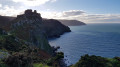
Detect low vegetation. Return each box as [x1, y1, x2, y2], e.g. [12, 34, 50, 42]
[71, 54, 120, 67]
[33, 63, 50, 67]
[1, 28, 120, 67]
[0, 28, 64, 67]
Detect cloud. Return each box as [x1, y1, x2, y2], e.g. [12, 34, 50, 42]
[85, 14, 120, 23]
[0, 4, 2, 7]
[62, 10, 85, 17]
[0, 8, 120, 23]
[41, 10, 120, 23]
[12, 0, 57, 6]
[0, 5, 24, 16]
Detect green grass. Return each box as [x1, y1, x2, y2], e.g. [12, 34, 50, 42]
[33, 63, 50, 67]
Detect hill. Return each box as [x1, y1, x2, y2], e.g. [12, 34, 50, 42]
[0, 9, 68, 67]
[58, 19, 86, 26]
[0, 16, 15, 28]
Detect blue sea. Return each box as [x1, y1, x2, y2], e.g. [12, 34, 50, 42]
[49, 23, 120, 66]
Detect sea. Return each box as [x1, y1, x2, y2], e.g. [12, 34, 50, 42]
[49, 23, 120, 66]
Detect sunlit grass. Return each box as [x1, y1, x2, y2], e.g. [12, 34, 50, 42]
[33, 63, 50, 67]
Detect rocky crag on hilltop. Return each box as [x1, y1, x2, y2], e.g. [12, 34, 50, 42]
[6, 9, 52, 53]
[0, 9, 70, 67]
[2, 9, 71, 53]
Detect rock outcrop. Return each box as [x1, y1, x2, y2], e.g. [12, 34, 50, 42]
[0, 9, 71, 53]
[8, 9, 52, 53]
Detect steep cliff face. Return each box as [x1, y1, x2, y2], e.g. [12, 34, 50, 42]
[8, 9, 52, 53]
[42, 19, 71, 38]
[0, 9, 71, 54]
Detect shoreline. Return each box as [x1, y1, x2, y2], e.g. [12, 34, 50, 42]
[52, 46, 68, 67]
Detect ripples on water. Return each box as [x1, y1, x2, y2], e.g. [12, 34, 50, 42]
[49, 23, 120, 65]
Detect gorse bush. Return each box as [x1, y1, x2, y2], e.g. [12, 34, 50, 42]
[71, 54, 120, 67]
[0, 35, 22, 52]
[4, 53, 33, 67]
[75, 54, 108, 67]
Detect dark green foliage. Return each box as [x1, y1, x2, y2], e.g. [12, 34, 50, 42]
[71, 54, 120, 67]
[0, 32, 29, 52]
[0, 35, 22, 51]
[0, 28, 62, 67]
[4, 53, 33, 67]
[109, 57, 120, 67]
[73, 54, 109, 67]
[55, 52, 64, 60]
[46, 52, 64, 66]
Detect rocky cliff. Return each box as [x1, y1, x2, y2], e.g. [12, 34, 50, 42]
[42, 19, 71, 38]
[9, 9, 52, 53]
[0, 9, 71, 53]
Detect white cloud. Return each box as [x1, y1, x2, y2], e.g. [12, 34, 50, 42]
[51, 0, 57, 2]
[84, 14, 120, 23]
[12, 0, 57, 6]
[40, 10, 120, 23]
[62, 10, 85, 17]
[0, 8, 120, 23]
[0, 5, 24, 16]
[0, 4, 2, 7]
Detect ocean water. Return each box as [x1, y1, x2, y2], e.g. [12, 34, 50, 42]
[49, 23, 120, 65]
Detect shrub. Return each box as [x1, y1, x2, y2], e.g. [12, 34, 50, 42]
[72, 54, 109, 67]
[4, 53, 33, 67]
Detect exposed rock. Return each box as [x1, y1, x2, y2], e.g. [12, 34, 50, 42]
[0, 9, 71, 54]
[42, 19, 71, 38]
[8, 9, 52, 53]
[0, 9, 72, 67]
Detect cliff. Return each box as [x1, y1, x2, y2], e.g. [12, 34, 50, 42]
[58, 19, 86, 26]
[0, 9, 69, 67]
[8, 9, 52, 53]
[0, 9, 71, 54]
[42, 19, 71, 38]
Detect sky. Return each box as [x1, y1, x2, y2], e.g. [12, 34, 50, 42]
[0, 0, 120, 23]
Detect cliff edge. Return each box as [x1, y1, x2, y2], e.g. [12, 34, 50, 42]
[0, 9, 71, 53]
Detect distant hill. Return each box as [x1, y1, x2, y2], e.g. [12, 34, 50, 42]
[0, 16, 15, 28]
[58, 19, 86, 26]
